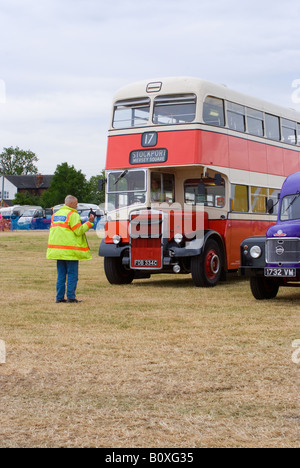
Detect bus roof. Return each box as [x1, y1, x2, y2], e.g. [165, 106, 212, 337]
[111, 76, 300, 124]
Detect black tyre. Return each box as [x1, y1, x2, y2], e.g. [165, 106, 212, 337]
[191, 239, 223, 287]
[250, 277, 279, 300]
[104, 257, 134, 285]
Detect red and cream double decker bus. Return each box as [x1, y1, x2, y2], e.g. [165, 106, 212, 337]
[99, 77, 300, 287]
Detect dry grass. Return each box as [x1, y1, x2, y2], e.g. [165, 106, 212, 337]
[0, 231, 299, 448]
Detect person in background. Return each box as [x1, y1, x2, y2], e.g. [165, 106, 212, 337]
[151, 178, 162, 202]
[46, 195, 95, 303]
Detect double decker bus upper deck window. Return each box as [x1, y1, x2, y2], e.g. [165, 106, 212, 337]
[153, 94, 196, 125]
[203, 96, 225, 127]
[247, 108, 264, 137]
[265, 114, 280, 141]
[113, 98, 151, 129]
[297, 124, 300, 145]
[282, 119, 297, 145]
[227, 102, 246, 132]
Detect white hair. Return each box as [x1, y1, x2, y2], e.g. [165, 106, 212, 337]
[65, 195, 78, 206]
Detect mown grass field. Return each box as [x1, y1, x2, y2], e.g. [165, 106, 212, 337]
[0, 231, 299, 448]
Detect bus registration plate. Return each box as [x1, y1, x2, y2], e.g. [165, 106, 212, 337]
[135, 260, 158, 267]
[265, 268, 296, 277]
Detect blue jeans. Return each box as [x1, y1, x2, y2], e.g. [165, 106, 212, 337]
[56, 260, 79, 301]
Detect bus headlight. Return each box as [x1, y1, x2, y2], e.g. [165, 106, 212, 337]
[250, 245, 262, 259]
[174, 233, 183, 245]
[113, 235, 122, 245]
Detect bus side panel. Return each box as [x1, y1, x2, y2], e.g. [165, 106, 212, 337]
[266, 146, 284, 176]
[224, 219, 276, 270]
[228, 137, 249, 171]
[225, 219, 253, 269]
[107, 130, 300, 178]
[199, 131, 229, 167]
[283, 148, 300, 175]
[248, 140, 267, 174]
[106, 131, 200, 169]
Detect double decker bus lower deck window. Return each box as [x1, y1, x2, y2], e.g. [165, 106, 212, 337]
[184, 178, 225, 207]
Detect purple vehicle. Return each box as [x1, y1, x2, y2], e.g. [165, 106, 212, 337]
[240, 172, 300, 299]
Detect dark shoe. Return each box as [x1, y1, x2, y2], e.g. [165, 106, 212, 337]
[56, 299, 67, 303]
[67, 299, 82, 303]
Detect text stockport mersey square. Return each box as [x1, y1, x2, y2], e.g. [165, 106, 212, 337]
[129, 149, 168, 165]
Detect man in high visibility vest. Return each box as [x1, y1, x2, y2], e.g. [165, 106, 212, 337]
[47, 195, 95, 303]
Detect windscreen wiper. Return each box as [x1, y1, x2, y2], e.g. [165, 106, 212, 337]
[114, 169, 128, 185]
[284, 191, 300, 212]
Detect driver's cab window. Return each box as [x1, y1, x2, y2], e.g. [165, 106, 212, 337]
[151, 173, 175, 203]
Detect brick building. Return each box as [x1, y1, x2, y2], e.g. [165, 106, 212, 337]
[0, 174, 53, 206]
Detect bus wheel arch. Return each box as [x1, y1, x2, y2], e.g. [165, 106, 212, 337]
[191, 232, 226, 287]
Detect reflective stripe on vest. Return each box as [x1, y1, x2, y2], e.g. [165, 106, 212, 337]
[71, 222, 82, 231]
[48, 244, 90, 252]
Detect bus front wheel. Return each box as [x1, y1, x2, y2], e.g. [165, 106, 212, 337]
[191, 239, 223, 287]
[104, 257, 135, 285]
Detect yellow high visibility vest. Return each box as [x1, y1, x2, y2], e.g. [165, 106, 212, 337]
[46, 206, 93, 261]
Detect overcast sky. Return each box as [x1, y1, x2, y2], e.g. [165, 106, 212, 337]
[0, 0, 300, 178]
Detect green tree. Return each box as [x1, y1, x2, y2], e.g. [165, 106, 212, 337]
[13, 191, 41, 206]
[88, 170, 105, 205]
[0, 146, 39, 175]
[40, 162, 90, 207]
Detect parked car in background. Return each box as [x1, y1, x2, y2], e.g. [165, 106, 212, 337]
[17, 206, 51, 230]
[10, 205, 37, 219]
[45, 208, 53, 219]
[0, 205, 26, 230]
[0, 205, 54, 230]
[0, 205, 22, 219]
